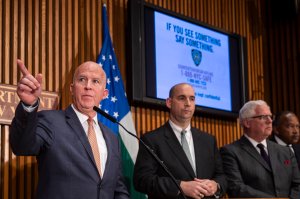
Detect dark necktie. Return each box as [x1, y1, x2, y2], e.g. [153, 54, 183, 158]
[257, 143, 271, 167]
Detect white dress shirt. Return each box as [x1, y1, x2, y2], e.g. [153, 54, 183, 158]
[72, 105, 107, 176]
[244, 134, 269, 155]
[274, 135, 294, 153]
[169, 120, 196, 171]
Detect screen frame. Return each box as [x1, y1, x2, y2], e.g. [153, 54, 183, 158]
[127, 0, 248, 119]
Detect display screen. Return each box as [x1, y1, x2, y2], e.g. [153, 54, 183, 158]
[128, 1, 248, 118]
[153, 11, 231, 111]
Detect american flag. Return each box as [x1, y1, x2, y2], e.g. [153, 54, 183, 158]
[96, 4, 146, 199]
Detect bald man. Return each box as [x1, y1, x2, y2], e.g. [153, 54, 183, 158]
[134, 83, 227, 199]
[10, 60, 129, 199]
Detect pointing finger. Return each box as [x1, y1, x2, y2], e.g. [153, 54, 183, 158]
[36, 73, 43, 86]
[17, 59, 30, 76]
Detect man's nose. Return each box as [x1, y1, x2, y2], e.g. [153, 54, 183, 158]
[85, 80, 92, 88]
[185, 99, 191, 106]
[293, 126, 300, 132]
[266, 117, 273, 123]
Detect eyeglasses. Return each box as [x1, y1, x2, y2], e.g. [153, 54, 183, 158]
[249, 115, 274, 121]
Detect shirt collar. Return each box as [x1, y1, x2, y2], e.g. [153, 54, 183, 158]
[169, 120, 191, 133]
[168, 120, 192, 144]
[244, 134, 268, 148]
[274, 135, 289, 146]
[71, 104, 97, 124]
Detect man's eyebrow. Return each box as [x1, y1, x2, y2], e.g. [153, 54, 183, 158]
[176, 95, 195, 98]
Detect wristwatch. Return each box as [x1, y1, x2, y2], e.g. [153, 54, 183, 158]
[214, 183, 221, 199]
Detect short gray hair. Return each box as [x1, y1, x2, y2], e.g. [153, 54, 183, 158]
[239, 100, 270, 121]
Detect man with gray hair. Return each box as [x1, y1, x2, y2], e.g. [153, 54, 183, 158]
[10, 60, 129, 199]
[220, 100, 300, 198]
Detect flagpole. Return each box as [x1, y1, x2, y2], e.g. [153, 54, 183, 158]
[97, 4, 147, 199]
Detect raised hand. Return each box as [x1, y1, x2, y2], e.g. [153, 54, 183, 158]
[16, 59, 43, 105]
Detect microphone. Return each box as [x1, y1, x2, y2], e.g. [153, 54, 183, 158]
[93, 106, 188, 199]
[93, 106, 117, 123]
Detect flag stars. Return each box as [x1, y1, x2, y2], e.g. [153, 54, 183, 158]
[102, 55, 106, 61]
[107, 78, 111, 85]
[111, 96, 117, 103]
[112, 65, 116, 70]
[109, 55, 112, 60]
[104, 109, 109, 114]
[113, 112, 119, 119]
[114, 76, 120, 82]
[98, 63, 103, 68]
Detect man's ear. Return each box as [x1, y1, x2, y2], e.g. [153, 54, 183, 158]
[70, 83, 74, 95]
[103, 89, 109, 99]
[166, 98, 172, 109]
[243, 119, 251, 129]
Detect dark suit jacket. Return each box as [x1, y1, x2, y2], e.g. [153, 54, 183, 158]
[269, 134, 300, 170]
[220, 135, 300, 199]
[9, 103, 129, 199]
[293, 144, 300, 170]
[133, 122, 227, 199]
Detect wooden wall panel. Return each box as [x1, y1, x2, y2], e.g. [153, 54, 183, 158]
[1, 0, 299, 198]
[264, 0, 300, 116]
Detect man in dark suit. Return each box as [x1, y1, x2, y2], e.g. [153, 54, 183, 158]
[270, 111, 300, 170]
[133, 83, 227, 199]
[9, 60, 129, 199]
[220, 100, 300, 198]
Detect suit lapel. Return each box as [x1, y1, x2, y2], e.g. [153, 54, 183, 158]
[99, 123, 111, 181]
[292, 144, 300, 170]
[192, 130, 208, 177]
[164, 123, 196, 178]
[240, 136, 272, 171]
[65, 106, 101, 179]
[267, 140, 282, 171]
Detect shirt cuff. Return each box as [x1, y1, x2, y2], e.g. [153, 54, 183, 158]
[21, 99, 39, 112]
